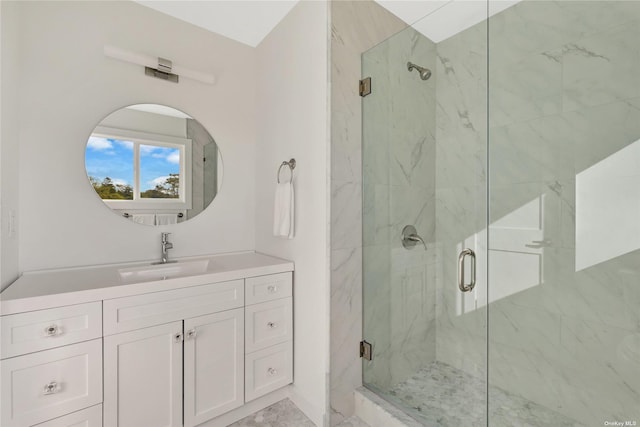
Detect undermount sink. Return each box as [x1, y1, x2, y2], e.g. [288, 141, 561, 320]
[118, 259, 210, 284]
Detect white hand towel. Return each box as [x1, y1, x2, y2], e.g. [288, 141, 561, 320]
[273, 181, 294, 239]
[131, 214, 155, 225]
[156, 214, 178, 225]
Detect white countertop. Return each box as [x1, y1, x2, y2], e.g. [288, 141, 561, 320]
[0, 251, 294, 315]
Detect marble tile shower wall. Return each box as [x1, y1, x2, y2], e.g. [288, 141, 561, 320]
[490, 1, 640, 423]
[435, 0, 640, 424]
[329, 2, 406, 425]
[362, 26, 438, 392]
[434, 18, 488, 383]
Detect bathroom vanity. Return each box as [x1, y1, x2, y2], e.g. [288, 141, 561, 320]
[0, 252, 294, 427]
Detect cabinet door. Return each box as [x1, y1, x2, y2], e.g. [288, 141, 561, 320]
[104, 322, 183, 427]
[184, 308, 244, 427]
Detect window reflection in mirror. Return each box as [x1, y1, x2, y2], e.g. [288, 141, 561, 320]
[85, 104, 222, 225]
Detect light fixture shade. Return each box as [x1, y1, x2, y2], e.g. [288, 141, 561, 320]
[104, 45, 216, 85]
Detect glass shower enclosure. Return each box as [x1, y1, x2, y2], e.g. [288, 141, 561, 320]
[361, 1, 640, 425]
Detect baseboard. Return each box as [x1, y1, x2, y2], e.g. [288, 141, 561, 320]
[288, 387, 325, 427]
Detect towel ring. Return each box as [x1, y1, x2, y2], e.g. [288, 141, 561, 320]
[277, 158, 296, 183]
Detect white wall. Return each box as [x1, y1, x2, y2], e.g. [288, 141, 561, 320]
[255, 1, 329, 425]
[14, 1, 256, 272]
[1, 1, 21, 290]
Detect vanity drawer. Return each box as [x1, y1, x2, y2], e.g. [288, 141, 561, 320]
[1, 302, 102, 359]
[245, 298, 292, 353]
[103, 280, 243, 335]
[245, 272, 292, 305]
[245, 341, 293, 402]
[0, 339, 103, 427]
[33, 404, 102, 427]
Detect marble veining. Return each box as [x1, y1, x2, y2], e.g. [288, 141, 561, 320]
[436, 1, 640, 425]
[228, 399, 315, 427]
[231, 399, 370, 427]
[330, 2, 407, 425]
[362, 21, 438, 396]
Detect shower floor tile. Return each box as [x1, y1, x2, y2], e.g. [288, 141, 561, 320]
[377, 361, 583, 427]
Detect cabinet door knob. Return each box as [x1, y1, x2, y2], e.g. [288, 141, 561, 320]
[267, 322, 277, 329]
[267, 285, 278, 293]
[267, 368, 278, 376]
[44, 325, 60, 336]
[174, 333, 183, 343]
[186, 329, 197, 339]
[43, 381, 59, 395]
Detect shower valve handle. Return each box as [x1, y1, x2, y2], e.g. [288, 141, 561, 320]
[401, 225, 427, 250]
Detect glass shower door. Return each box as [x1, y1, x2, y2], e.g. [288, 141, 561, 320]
[487, 1, 640, 425]
[361, 6, 489, 425]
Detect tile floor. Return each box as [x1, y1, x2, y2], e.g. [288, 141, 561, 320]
[381, 361, 583, 427]
[228, 399, 369, 427]
[231, 361, 584, 427]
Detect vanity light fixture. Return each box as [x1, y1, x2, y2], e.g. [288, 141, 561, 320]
[104, 45, 216, 85]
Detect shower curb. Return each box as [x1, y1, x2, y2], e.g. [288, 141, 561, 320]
[354, 387, 425, 427]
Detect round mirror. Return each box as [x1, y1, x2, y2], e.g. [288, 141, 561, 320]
[85, 104, 222, 225]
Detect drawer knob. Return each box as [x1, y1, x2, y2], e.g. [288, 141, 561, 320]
[267, 322, 277, 329]
[267, 368, 278, 376]
[186, 329, 197, 339]
[267, 285, 278, 293]
[43, 381, 60, 395]
[44, 325, 60, 336]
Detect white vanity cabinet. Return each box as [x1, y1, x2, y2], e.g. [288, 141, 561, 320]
[103, 280, 245, 427]
[0, 252, 294, 427]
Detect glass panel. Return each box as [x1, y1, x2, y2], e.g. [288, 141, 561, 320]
[488, 0, 640, 425]
[85, 137, 134, 200]
[139, 144, 181, 199]
[361, 4, 488, 424]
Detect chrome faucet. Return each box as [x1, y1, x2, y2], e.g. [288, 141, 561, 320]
[158, 232, 176, 264]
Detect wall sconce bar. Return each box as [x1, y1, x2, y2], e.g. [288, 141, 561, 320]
[104, 45, 216, 85]
[123, 212, 184, 218]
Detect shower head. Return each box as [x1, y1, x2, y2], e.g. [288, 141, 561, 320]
[407, 62, 432, 81]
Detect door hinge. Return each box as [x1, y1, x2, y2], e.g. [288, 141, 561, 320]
[360, 340, 372, 360]
[359, 77, 371, 97]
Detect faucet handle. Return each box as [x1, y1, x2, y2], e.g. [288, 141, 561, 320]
[161, 232, 171, 242]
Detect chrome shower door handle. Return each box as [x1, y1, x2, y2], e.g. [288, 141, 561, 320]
[458, 248, 476, 292]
